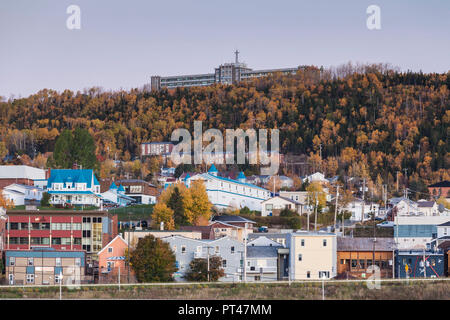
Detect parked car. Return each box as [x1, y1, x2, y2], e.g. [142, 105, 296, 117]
[258, 226, 269, 233]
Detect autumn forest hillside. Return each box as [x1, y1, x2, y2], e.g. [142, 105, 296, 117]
[0, 64, 449, 189]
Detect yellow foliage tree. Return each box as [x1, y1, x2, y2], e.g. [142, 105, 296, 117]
[306, 182, 327, 209]
[183, 180, 212, 226]
[151, 202, 175, 230]
[0, 193, 14, 209]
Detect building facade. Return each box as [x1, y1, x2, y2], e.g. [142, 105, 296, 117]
[394, 216, 450, 249]
[162, 235, 244, 282]
[47, 169, 102, 207]
[288, 231, 337, 280]
[395, 249, 445, 278]
[115, 179, 157, 204]
[337, 237, 395, 279]
[186, 166, 271, 211]
[2, 184, 44, 206]
[150, 51, 302, 90]
[5, 210, 118, 263]
[261, 196, 304, 217]
[5, 247, 87, 285]
[0, 165, 47, 189]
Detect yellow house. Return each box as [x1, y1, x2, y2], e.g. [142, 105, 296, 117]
[289, 231, 337, 280]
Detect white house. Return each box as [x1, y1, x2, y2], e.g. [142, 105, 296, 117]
[261, 196, 305, 217]
[343, 198, 380, 222]
[186, 165, 271, 212]
[101, 182, 135, 207]
[279, 191, 308, 204]
[47, 169, 102, 207]
[302, 172, 328, 184]
[2, 184, 44, 206]
[417, 200, 439, 216]
[278, 176, 294, 189]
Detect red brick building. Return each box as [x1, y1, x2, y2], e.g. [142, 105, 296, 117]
[4, 210, 118, 264]
[428, 181, 450, 199]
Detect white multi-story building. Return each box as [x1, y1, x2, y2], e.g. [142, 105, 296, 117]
[185, 165, 271, 212]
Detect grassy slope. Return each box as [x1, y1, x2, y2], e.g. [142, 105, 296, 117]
[0, 281, 448, 300]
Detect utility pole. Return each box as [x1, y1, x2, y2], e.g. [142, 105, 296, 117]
[307, 194, 310, 232]
[314, 193, 318, 231]
[207, 246, 210, 282]
[127, 212, 131, 283]
[319, 144, 323, 173]
[361, 178, 366, 223]
[403, 168, 408, 188]
[396, 171, 399, 192]
[423, 249, 427, 278]
[334, 186, 340, 234]
[243, 223, 247, 283]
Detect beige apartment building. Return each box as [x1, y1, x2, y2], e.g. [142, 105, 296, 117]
[5, 248, 87, 285]
[289, 231, 337, 280]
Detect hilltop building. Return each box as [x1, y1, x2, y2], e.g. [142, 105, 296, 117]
[150, 51, 304, 90]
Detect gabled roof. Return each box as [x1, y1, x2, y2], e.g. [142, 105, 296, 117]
[417, 201, 435, 208]
[48, 169, 99, 188]
[118, 184, 125, 192]
[211, 215, 256, 224]
[262, 196, 302, 205]
[337, 237, 396, 251]
[208, 164, 218, 173]
[109, 182, 118, 189]
[247, 246, 279, 259]
[237, 171, 246, 180]
[97, 234, 128, 256]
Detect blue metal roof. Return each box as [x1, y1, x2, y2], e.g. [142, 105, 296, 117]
[47, 190, 100, 196]
[208, 164, 218, 173]
[117, 184, 125, 192]
[237, 171, 246, 180]
[109, 182, 118, 189]
[48, 169, 100, 188]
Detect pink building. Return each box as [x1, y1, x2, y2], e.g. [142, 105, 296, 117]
[97, 234, 128, 275]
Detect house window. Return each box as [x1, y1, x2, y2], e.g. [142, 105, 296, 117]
[359, 260, 365, 269]
[298, 254, 302, 261]
[351, 259, 357, 268]
[265, 204, 273, 210]
[215, 246, 219, 254]
[323, 239, 327, 247]
[181, 246, 186, 254]
[26, 274, 34, 284]
[340, 259, 344, 264]
[307, 271, 311, 278]
[28, 258, 34, 266]
[9, 257, 15, 266]
[55, 274, 62, 284]
[301, 239, 305, 246]
[108, 247, 113, 253]
[222, 260, 227, 268]
[56, 258, 61, 267]
[75, 258, 81, 267]
[231, 246, 235, 254]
